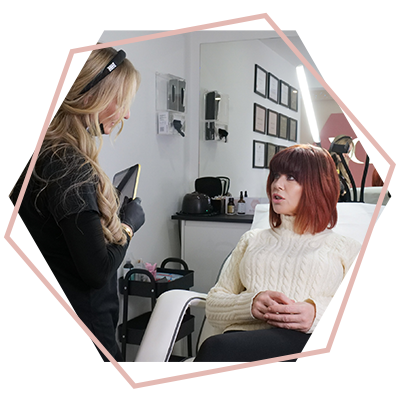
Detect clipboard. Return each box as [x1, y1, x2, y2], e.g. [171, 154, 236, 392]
[113, 164, 141, 200]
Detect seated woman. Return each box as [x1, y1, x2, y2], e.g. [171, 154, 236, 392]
[194, 144, 361, 362]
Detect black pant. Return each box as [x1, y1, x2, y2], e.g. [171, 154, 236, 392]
[194, 328, 311, 362]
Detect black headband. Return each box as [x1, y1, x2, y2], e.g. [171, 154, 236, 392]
[79, 49, 126, 95]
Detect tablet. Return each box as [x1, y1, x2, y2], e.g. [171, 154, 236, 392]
[113, 164, 141, 200]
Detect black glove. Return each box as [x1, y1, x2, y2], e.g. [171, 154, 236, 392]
[119, 197, 145, 234]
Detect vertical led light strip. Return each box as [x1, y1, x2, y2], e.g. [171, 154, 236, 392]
[296, 65, 320, 144]
[367, 44, 376, 130]
[360, 44, 376, 203]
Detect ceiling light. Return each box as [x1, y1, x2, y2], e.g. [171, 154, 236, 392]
[296, 65, 320, 144]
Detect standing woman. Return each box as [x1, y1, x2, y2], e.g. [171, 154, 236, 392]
[10, 47, 145, 362]
[195, 144, 361, 362]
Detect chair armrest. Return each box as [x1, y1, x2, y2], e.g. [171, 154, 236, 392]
[135, 289, 207, 362]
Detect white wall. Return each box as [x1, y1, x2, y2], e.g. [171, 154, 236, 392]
[199, 39, 301, 197]
[7, 29, 198, 362]
[95, 30, 306, 359]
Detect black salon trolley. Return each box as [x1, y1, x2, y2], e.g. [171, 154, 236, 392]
[118, 257, 195, 361]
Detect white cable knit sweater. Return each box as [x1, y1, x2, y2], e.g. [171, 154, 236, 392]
[205, 215, 361, 334]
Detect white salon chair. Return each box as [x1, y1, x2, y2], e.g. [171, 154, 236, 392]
[135, 202, 384, 362]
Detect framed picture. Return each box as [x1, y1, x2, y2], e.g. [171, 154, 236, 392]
[279, 80, 290, 107]
[276, 145, 287, 154]
[253, 103, 267, 134]
[254, 64, 267, 98]
[13, 99, 39, 143]
[253, 140, 266, 168]
[267, 109, 278, 137]
[289, 86, 298, 111]
[266, 143, 277, 168]
[289, 118, 298, 142]
[267, 73, 279, 103]
[279, 114, 289, 140]
[11, 29, 67, 85]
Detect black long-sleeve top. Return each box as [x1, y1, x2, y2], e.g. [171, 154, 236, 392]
[10, 150, 129, 360]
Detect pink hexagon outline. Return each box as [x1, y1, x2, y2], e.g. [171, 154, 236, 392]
[4, 13, 395, 389]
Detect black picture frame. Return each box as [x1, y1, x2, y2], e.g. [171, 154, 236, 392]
[279, 80, 290, 107]
[267, 109, 279, 137]
[11, 29, 67, 85]
[289, 118, 298, 142]
[276, 145, 287, 154]
[254, 64, 268, 98]
[289, 86, 298, 111]
[13, 98, 40, 143]
[267, 73, 279, 103]
[266, 143, 277, 168]
[253, 103, 267, 134]
[279, 114, 289, 140]
[253, 140, 267, 168]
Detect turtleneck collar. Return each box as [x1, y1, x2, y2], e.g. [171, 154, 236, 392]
[279, 214, 296, 231]
[276, 214, 329, 237]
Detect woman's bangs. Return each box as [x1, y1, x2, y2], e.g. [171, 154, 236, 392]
[270, 149, 304, 182]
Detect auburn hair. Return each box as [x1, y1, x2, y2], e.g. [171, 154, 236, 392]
[266, 144, 340, 234]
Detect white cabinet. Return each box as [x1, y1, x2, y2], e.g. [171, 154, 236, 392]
[179, 219, 251, 293]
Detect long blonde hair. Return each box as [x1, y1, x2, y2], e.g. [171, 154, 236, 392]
[35, 46, 140, 245]
[329, 135, 355, 188]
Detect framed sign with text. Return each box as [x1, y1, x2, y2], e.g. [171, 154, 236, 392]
[279, 114, 289, 140]
[268, 73, 279, 103]
[289, 118, 298, 142]
[253, 140, 267, 168]
[253, 103, 267, 134]
[267, 109, 278, 137]
[266, 142, 277, 168]
[289, 86, 298, 111]
[11, 29, 67, 85]
[254, 64, 268, 98]
[279, 80, 290, 107]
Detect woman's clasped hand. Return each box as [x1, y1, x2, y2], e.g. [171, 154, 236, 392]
[252, 290, 316, 333]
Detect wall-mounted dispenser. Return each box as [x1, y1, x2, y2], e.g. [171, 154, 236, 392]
[156, 72, 186, 136]
[204, 90, 229, 142]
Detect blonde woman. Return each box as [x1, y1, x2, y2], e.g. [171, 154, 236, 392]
[328, 135, 355, 202]
[10, 47, 144, 362]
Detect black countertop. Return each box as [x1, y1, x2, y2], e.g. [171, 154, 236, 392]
[171, 213, 253, 224]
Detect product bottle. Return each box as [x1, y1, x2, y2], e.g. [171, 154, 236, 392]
[237, 191, 246, 214]
[227, 198, 235, 215]
[244, 191, 248, 198]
